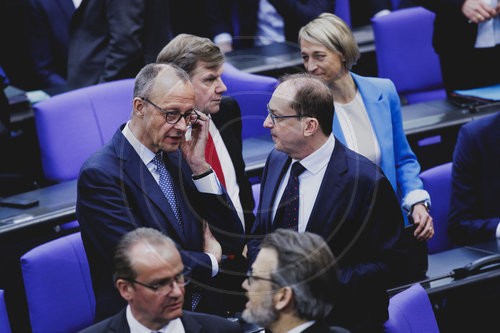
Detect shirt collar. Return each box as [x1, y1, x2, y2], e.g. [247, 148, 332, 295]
[287, 320, 316, 333]
[126, 305, 183, 333]
[293, 134, 335, 175]
[122, 121, 157, 166]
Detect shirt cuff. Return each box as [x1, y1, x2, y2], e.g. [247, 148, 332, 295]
[214, 33, 233, 45]
[193, 171, 223, 195]
[206, 253, 219, 277]
[402, 189, 431, 214]
[495, 222, 500, 238]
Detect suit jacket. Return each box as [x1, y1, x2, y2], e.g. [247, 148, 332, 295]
[248, 140, 406, 332]
[67, 0, 172, 89]
[79, 308, 243, 333]
[207, 0, 335, 49]
[448, 112, 500, 245]
[212, 97, 255, 232]
[76, 126, 244, 321]
[28, 0, 74, 88]
[333, 73, 425, 212]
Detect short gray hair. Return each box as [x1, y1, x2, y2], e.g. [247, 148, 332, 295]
[299, 13, 360, 71]
[261, 229, 339, 321]
[133, 63, 190, 99]
[113, 227, 175, 283]
[156, 34, 225, 75]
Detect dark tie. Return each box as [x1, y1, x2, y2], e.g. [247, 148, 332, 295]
[274, 162, 306, 231]
[205, 132, 226, 189]
[152, 152, 183, 233]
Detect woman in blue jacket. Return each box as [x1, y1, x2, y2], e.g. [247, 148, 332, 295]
[299, 13, 434, 240]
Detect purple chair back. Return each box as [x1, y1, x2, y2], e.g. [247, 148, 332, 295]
[0, 290, 11, 333]
[384, 284, 440, 332]
[334, 0, 351, 27]
[420, 162, 453, 254]
[372, 7, 446, 104]
[222, 63, 278, 139]
[21, 232, 95, 333]
[33, 79, 135, 181]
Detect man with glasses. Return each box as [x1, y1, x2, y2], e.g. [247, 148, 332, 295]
[80, 228, 242, 333]
[247, 73, 406, 332]
[242, 229, 349, 333]
[77, 63, 244, 322]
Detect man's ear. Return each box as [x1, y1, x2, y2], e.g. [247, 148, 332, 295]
[303, 117, 319, 137]
[133, 97, 145, 117]
[273, 286, 294, 311]
[116, 279, 134, 302]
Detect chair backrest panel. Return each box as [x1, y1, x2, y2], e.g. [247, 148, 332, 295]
[34, 79, 134, 181]
[372, 7, 446, 103]
[0, 290, 11, 333]
[384, 283, 440, 332]
[21, 232, 95, 333]
[420, 162, 453, 254]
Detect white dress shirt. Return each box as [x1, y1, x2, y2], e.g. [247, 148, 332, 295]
[272, 135, 335, 232]
[255, 0, 285, 46]
[288, 321, 315, 333]
[122, 122, 220, 276]
[126, 305, 185, 333]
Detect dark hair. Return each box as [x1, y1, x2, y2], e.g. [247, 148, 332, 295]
[134, 63, 190, 99]
[156, 34, 225, 75]
[279, 73, 333, 136]
[113, 227, 175, 283]
[261, 229, 339, 321]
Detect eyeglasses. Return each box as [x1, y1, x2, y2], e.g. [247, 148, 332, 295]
[125, 267, 191, 296]
[141, 97, 200, 125]
[267, 104, 304, 125]
[245, 268, 280, 286]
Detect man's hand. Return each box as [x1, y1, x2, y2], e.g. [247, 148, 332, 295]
[462, 0, 497, 24]
[412, 203, 434, 241]
[218, 42, 233, 54]
[180, 112, 211, 175]
[203, 220, 222, 263]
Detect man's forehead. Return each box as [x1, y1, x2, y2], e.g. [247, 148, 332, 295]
[131, 241, 181, 270]
[253, 247, 278, 274]
[192, 61, 223, 76]
[271, 82, 296, 104]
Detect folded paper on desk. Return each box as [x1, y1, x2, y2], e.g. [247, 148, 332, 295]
[454, 84, 500, 102]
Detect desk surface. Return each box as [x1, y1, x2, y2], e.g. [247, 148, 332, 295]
[225, 25, 374, 74]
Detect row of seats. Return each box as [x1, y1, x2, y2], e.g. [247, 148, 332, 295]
[7, 231, 441, 332]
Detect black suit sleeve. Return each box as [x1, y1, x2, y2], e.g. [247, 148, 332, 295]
[448, 124, 500, 245]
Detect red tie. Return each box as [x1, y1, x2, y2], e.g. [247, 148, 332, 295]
[205, 132, 226, 189]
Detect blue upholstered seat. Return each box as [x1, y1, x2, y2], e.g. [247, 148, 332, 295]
[21, 232, 95, 333]
[384, 283, 440, 332]
[0, 290, 11, 333]
[372, 7, 446, 104]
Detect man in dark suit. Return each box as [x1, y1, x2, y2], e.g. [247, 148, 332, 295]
[76, 63, 244, 321]
[414, 0, 500, 94]
[242, 229, 350, 333]
[207, 0, 335, 50]
[448, 112, 500, 246]
[156, 33, 255, 234]
[80, 228, 242, 333]
[28, 0, 75, 89]
[156, 33, 255, 316]
[67, 0, 173, 89]
[247, 73, 406, 332]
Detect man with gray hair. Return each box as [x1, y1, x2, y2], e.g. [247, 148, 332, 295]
[80, 227, 242, 333]
[242, 229, 349, 333]
[77, 63, 244, 321]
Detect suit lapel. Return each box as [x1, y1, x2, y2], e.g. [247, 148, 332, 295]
[181, 312, 203, 333]
[112, 129, 187, 243]
[109, 308, 130, 332]
[55, 0, 75, 19]
[262, 153, 291, 232]
[306, 141, 349, 235]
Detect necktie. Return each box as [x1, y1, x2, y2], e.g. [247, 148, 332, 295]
[152, 152, 183, 232]
[205, 132, 226, 189]
[274, 162, 306, 231]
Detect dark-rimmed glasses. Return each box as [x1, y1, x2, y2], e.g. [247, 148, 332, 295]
[245, 268, 280, 286]
[125, 267, 191, 295]
[267, 104, 304, 125]
[141, 97, 200, 125]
